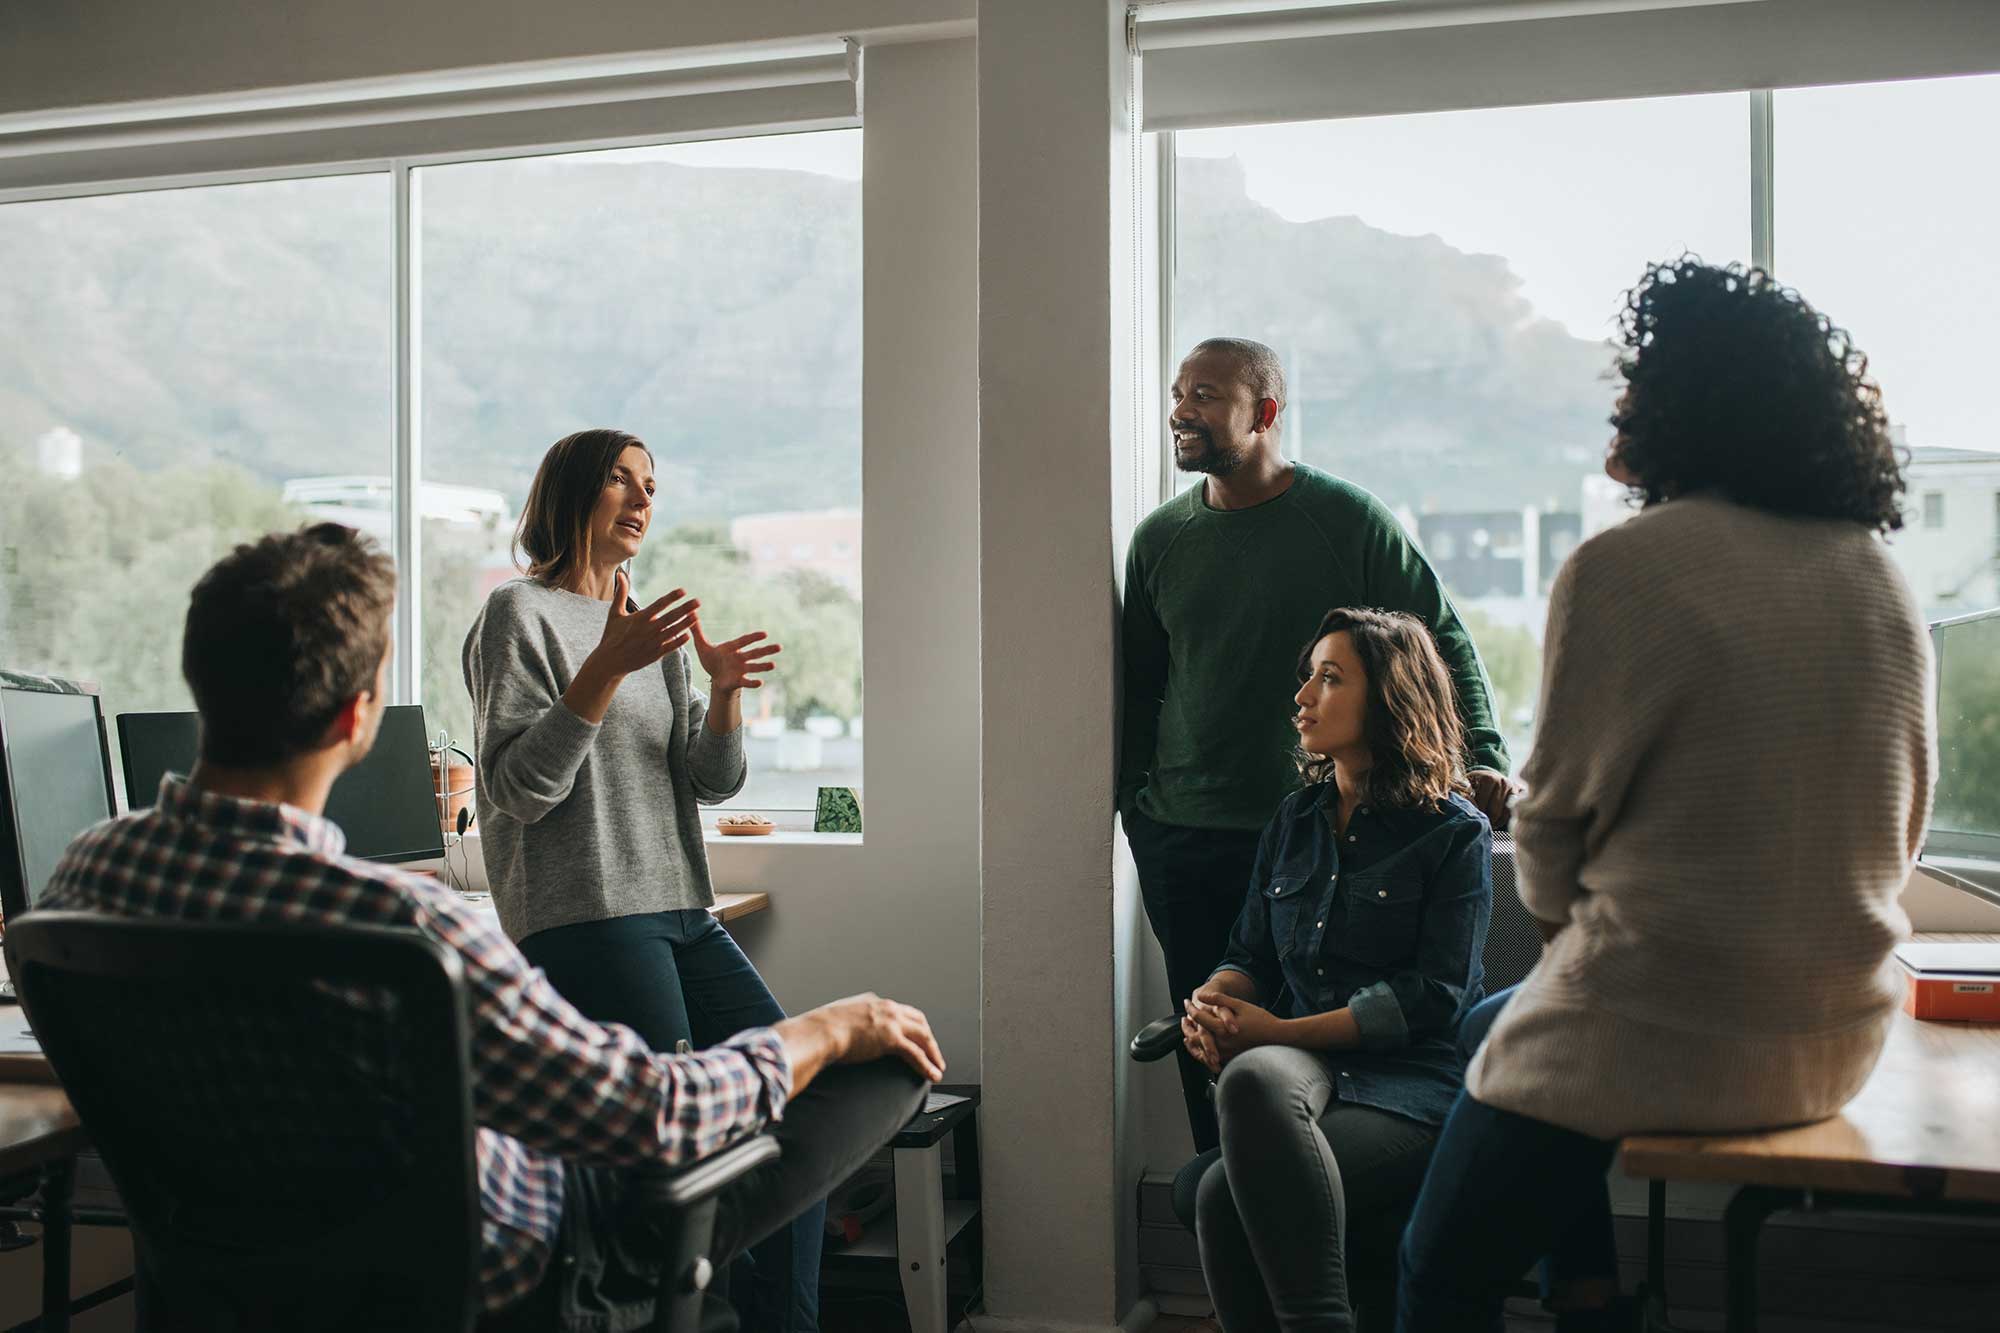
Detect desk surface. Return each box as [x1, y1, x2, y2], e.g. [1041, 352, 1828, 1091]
[455, 890, 769, 925]
[1620, 933, 2000, 1202]
[0, 1083, 82, 1176]
[709, 892, 770, 924]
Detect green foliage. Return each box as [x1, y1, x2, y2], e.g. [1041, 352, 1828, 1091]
[1935, 624, 2000, 836]
[1456, 606, 1544, 760]
[420, 516, 507, 752]
[0, 446, 301, 717]
[632, 525, 861, 730]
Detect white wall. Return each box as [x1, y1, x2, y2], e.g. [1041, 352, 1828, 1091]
[976, 0, 1145, 1326]
[713, 35, 983, 1079]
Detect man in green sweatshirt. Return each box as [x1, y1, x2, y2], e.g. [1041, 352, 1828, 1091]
[1119, 336, 1515, 1152]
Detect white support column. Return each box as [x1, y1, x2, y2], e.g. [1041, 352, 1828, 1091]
[975, 0, 1136, 1327]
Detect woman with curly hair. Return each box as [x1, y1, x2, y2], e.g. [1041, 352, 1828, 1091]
[1396, 258, 1936, 1332]
[1176, 606, 1492, 1331]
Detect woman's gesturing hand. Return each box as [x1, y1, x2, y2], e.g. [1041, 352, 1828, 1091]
[593, 569, 699, 678]
[691, 615, 782, 695]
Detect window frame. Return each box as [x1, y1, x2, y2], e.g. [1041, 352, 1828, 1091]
[0, 102, 865, 823]
[1154, 67, 2000, 865]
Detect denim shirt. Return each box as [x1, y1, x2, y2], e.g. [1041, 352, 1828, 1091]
[1215, 782, 1493, 1127]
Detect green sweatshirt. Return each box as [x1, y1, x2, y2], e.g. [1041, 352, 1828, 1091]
[1118, 463, 1508, 831]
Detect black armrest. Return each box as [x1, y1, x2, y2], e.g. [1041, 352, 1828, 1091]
[1129, 1013, 1182, 1063]
[658, 1134, 781, 1210]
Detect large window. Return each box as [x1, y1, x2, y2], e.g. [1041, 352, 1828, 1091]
[413, 130, 863, 814]
[0, 128, 863, 820]
[1172, 95, 1750, 758]
[1774, 73, 2000, 850]
[1776, 73, 2000, 621]
[1169, 74, 2000, 761]
[0, 175, 392, 801]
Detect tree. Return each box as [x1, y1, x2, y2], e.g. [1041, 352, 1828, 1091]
[0, 446, 301, 729]
[1456, 605, 1543, 760]
[632, 525, 861, 729]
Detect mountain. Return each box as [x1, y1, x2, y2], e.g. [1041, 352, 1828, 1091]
[0, 152, 1614, 519]
[1175, 156, 1617, 514]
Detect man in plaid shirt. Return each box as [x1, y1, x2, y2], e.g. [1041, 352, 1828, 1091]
[42, 524, 941, 1331]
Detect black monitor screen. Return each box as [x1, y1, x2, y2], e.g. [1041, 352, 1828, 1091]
[1931, 609, 2000, 857]
[0, 679, 116, 920]
[118, 705, 445, 865]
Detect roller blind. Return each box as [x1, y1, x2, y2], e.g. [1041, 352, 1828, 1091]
[0, 42, 858, 193]
[1136, 0, 2000, 130]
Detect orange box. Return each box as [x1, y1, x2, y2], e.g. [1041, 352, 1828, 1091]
[1896, 943, 2000, 1023]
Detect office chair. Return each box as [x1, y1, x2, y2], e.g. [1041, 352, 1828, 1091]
[1129, 838, 1546, 1327]
[6, 914, 775, 1333]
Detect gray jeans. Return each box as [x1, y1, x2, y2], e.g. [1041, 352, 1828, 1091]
[1195, 1046, 1438, 1333]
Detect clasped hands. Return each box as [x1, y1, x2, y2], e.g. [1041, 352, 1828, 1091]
[1179, 985, 1285, 1075]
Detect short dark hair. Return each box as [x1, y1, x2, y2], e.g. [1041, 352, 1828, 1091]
[1294, 607, 1468, 811]
[1610, 256, 1906, 533]
[1187, 337, 1288, 409]
[515, 429, 652, 588]
[182, 523, 397, 767]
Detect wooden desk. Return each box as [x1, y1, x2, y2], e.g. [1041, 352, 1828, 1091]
[453, 890, 769, 926]
[1622, 1009, 2000, 1203]
[1619, 933, 2000, 1331]
[708, 892, 770, 925]
[0, 1081, 86, 1333]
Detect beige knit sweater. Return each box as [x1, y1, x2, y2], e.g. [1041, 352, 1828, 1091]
[1466, 495, 1936, 1140]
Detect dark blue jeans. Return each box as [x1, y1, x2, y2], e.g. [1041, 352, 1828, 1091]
[1394, 988, 1620, 1333]
[520, 909, 827, 1333]
[1125, 806, 1265, 1154]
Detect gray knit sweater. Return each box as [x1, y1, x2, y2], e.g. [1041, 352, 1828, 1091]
[1467, 495, 1935, 1140]
[463, 577, 746, 942]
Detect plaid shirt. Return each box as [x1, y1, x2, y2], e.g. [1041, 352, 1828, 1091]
[41, 777, 792, 1313]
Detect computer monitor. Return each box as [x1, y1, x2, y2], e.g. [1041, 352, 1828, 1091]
[117, 704, 446, 865]
[0, 673, 118, 922]
[1927, 608, 2000, 864]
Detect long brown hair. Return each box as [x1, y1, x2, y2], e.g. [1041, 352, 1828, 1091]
[513, 428, 652, 588]
[1294, 607, 1469, 811]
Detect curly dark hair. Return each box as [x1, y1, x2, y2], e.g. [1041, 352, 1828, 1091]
[1293, 607, 1469, 812]
[1608, 256, 1905, 533]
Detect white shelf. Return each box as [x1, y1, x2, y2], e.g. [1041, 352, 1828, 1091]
[831, 1198, 980, 1261]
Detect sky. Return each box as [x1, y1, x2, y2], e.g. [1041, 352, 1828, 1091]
[455, 73, 1999, 453]
[1177, 73, 2000, 454]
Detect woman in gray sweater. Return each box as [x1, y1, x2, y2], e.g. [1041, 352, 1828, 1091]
[1397, 260, 1935, 1332]
[461, 428, 823, 1331]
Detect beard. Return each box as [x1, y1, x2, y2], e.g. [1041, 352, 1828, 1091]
[1172, 428, 1245, 476]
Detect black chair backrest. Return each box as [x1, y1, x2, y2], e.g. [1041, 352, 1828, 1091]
[1482, 836, 1545, 995]
[7, 914, 482, 1332]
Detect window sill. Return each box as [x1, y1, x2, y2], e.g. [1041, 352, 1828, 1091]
[705, 830, 862, 848]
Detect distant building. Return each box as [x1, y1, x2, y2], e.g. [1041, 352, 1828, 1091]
[281, 476, 511, 546]
[729, 508, 861, 597]
[1414, 506, 1580, 602]
[1893, 446, 2000, 620]
[1580, 472, 1637, 539]
[35, 427, 82, 481]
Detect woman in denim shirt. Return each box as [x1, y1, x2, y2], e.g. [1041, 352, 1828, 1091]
[1179, 607, 1492, 1332]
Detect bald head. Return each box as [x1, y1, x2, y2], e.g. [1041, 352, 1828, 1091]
[1170, 337, 1289, 478]
[1186, 337, 1287, 411]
